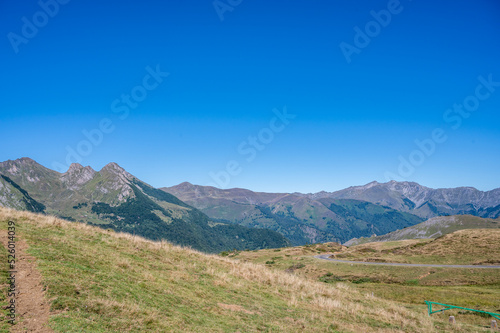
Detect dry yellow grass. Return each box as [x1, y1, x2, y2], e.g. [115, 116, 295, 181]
[341, 229, 500, 265]
[403, 229, 500, 263]
[349, 239, 432, 252]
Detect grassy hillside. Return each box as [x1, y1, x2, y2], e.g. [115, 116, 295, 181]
[236, 234, 500, 331]
[345, 215, 500, 246]
[338, 229, 500, 265]
[0, 207, 444, 332]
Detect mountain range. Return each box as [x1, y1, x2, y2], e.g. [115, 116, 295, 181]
[162, 180, 500, 244]
[162, 183, 424, 244]
[308, 180, 500, 219]
[0, 158, 289, 253]
[1, 157, 499, 248]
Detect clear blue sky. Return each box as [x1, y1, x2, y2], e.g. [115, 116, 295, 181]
[1, 0, 499, 193]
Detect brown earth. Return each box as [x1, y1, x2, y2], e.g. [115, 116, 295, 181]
[0, 229, 54, 332]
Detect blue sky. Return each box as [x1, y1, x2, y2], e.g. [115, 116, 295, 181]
[1, 0, 499, 193]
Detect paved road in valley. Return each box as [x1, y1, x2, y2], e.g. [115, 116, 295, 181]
[314, 254, 500, 269]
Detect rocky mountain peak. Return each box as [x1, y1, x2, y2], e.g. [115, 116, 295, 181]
[68, 163, 83, 171]
[17, 157, 37, 164]
[61, 163, 97, 187]
[174, 182, 195, 190]
[66, 163, 85, 173]
[100, 162, 130, 176]
[97, 163, 134, 201]
[0, 157, 36, 175]
[363, 181, 380, 189]
[0, 158, 60, 184]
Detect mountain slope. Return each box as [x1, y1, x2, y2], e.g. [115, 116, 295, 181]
[318, 198, 425, 241]
[314, 181, 500, 219]
[0, 158, 289, 253]
[163, 183, 425, 244]
[163, 182, 343, 244]
[163, 180, 500, 245]
[0, 174, 46, 213]
[344, 215, 500, 246]
[0, 207, 436, 332]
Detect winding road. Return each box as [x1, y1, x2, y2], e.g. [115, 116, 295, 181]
[314, 254, 500, 269]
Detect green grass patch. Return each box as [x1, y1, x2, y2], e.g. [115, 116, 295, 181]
[405, 279, 420, 286]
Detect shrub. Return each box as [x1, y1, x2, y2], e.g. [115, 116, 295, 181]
[319, 273, 344, 283]
[404, 279, 419, 286]
[352, 277, 376, 284]
[285, 263, 306, 273]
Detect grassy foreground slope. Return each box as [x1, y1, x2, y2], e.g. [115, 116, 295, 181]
[0, 208, 438, 332]
[236, 239, 500, 331]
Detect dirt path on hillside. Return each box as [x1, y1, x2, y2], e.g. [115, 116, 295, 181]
[0, 230, 55, 332]
[314, 254, 500, 268]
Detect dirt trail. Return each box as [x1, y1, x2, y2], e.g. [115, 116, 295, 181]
[0, 230, 54, 332]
